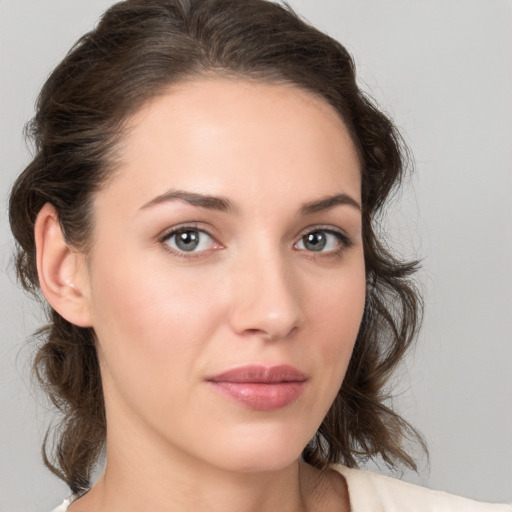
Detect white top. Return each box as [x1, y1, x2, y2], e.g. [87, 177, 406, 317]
[52, 465, 511, 512]
[334, 465, 511, 511]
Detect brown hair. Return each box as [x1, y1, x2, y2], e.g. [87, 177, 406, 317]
[9, 0, 425, 494]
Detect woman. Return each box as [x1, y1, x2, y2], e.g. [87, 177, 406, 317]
[6, 0, 510, 510]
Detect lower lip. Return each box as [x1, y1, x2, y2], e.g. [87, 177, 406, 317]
[208, 381, 306, 411]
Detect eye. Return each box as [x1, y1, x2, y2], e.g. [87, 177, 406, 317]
[295, 229, 350, 253]
[163, 228, 216, 253]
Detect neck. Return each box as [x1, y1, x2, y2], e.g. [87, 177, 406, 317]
[100, 461, 308, 512]
[70, 421, 316, 512]
[68, 389, 349, 512]
[75, 450, 311, 512]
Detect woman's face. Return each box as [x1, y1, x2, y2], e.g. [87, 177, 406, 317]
[82, 79, 365, 473]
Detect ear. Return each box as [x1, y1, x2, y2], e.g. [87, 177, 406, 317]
[34, 203, 93, 327]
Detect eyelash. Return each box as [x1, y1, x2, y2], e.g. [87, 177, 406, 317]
[158, 224, 353, 260]
[295, 226, 353, 259]
[159, 223, 220, 260]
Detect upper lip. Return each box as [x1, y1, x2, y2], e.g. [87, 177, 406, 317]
[207, 364, 307, 383]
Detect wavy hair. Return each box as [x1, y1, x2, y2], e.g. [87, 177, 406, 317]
[9, 0, 425, 494]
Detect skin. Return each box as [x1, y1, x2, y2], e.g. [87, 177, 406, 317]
[36, 78, 365, 512]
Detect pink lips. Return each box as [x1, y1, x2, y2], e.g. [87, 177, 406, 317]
[206, 365, 307, 411]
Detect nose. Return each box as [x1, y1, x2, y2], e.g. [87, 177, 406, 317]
[228, 248, 305, 341]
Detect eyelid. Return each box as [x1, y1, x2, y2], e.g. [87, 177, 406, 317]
[294, 224, 354, 255]
[156, 222, 353, 260]
[158, 221, 215, 241]
[158, 223, 223, 259]
[296, 224, 352, 244]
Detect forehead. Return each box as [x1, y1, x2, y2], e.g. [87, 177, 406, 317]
[97, 78, 361, 215]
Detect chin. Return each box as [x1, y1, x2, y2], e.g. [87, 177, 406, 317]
[200, 423, 313, 474]
[220, 450, 302, 474]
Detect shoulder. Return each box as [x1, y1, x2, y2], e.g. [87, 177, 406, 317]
[332, 465, 511, 512]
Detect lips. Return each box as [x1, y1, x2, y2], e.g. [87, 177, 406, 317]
[206, 365, 307, 411]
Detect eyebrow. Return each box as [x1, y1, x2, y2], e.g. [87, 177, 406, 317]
[140, 190, 361, 215]
[300, 193, 361, 215]
[140, 190, 238, 213]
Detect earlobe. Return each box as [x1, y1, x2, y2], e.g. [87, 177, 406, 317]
[34, 203, 93, 327]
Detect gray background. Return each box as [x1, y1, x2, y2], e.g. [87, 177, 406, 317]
[1, 1, 511, 510]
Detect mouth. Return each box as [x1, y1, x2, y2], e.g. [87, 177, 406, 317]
[206, 365, 308, 411]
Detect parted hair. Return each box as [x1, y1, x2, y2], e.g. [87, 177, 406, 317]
[9, 0, 425, 495]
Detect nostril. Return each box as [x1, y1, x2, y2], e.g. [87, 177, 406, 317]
[231, 314, 302, 342]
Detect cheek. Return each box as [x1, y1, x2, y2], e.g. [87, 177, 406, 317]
[307, 260, 366, 378]
[87, 249, 226, 400]
[91, 245, 218, 334]
[287, 258, 365, 430]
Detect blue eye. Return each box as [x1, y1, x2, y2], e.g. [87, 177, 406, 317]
[295, 229, 348, 253]
[164, 228, 215, 253]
